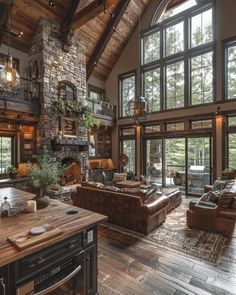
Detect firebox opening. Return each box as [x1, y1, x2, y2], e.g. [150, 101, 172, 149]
[60, 157, 81, 186]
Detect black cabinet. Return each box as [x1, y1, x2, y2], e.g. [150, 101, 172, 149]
[0, 266, 9, 295]
[85, 245, 97, 295]
[0, 227, 98, 295]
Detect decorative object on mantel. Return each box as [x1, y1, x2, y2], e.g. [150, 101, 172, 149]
[52, 99, 99, 131]
[28, 147, 63, 208]
[0, 0, 20, 88]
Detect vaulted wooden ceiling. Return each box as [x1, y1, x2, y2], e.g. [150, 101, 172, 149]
[0, 0, 152, 81]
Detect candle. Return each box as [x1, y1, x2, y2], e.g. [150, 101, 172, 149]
[26, 200, 37, 213]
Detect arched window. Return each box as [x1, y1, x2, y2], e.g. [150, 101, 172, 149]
[58, 81, 77, 101]
[141, 0, 215, 112]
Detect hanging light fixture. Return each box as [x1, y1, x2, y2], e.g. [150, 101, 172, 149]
[126, 4, 149, 126]
[0, 0, 20, 88]
[126, 93, 150, 126]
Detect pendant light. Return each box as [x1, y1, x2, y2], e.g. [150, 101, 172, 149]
[126, 3, 149, 126]
[0, 0, 20, 88]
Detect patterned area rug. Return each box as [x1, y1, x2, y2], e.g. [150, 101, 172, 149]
[101, 197, 235, 265]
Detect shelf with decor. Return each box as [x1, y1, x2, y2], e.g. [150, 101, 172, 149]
[21, 126, 36, 162]
[89, 126, 112, 159]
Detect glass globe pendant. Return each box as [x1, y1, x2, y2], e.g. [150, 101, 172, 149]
[0, 56, 20, 88]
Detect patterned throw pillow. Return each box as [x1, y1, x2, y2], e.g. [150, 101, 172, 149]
[212, 180, 228, 191]
[112, 173, 127, 183]
[104, 185, 120, 192]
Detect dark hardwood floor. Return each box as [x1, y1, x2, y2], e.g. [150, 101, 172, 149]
[97, 222, 236, 295]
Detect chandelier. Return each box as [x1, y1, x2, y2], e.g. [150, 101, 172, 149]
[126, 93, 149, 126]
[0, 0, 20, 88]
[126, 4, 150, 126]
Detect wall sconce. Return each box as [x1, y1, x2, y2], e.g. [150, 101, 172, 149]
[214, 106, 223, 119]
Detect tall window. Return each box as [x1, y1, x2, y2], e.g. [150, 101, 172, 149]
[0, 136, 13, 173]
[120, 127, 136, 173]
[88, 84, 105, 102]
[119, 71, 136, 117]
[142, 0, 214, 111]
[224, 39, 236, 99]
[227, 116, 236, 168]
[228, 133, 236, 168]
[120, 139, 136, 173]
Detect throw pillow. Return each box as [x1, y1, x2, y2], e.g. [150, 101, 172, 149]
[104, 185, 120, 192]
[113, 173, 127, 183]
[212, 180, 228, 191]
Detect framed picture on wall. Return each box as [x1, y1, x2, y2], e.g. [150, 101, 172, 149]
[0, 53, 20, 72]
[60, 116, 79, 138]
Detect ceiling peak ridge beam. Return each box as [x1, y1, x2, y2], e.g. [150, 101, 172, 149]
[60, 0, 81, 52]
[86, 0, 131, 81]
[0, 0, 14, 46]
[71, 0, 118, 30]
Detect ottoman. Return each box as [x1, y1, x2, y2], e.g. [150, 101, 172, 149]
[159, 188, 182, 212]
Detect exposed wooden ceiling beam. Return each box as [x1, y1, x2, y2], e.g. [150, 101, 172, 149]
[86, 0, 131, 80]
[71, 0, 117, 30]
[0, 2, 8, 44]
[60, 0, 81, 52]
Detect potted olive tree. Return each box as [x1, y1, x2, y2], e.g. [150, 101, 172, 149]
[28, 147, 61, 208]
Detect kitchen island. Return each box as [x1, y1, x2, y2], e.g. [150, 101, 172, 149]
[0, 189, 107, 295]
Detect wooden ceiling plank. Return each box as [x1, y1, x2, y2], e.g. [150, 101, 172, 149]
[71, 0, 117, 30]
[86, 0, 132, 80]
[0, 2, 8, 44]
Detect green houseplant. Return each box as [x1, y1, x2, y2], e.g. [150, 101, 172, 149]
[5, 165, 18, 179]
[28, 147, 62, 206]
[52, 99, 99, 131]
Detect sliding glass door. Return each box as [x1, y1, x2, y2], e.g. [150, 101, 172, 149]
[144, 135, 212, 195]
[146, 139, 162, 184]
[187, 137, 211, 194]
[165, 138, 185, 187]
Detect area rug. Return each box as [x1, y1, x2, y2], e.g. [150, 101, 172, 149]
[101, 197, 235, 265]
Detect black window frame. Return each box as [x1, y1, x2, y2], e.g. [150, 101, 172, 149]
[88, 84, 105, 102]
[0, 134, 16, 175]
[141, 0, 216, 113]
[119, 126, 137, 174]
[118, 70, 137, 119]
[222, 36, 236, 100]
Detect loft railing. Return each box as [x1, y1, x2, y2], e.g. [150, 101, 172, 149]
[87, 99, 115, 118]
[0, 77, 41, 103]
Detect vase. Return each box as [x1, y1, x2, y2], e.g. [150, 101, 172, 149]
[33, 188, 50, 209]
[9, 172, 17, 179]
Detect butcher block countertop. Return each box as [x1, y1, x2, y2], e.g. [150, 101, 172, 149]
[0, 195, 107, 268]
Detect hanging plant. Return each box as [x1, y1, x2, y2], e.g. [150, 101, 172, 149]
[52, 99, 87, 115]
[52, 99, 99, 131]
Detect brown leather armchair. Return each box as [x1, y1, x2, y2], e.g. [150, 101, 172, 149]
[187, 180, 236, 237]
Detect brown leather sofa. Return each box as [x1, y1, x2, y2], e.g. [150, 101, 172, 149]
[72, 184, 181, 234]
[187, 179, 236, 237]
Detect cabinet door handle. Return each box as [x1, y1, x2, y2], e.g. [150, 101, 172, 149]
[34, 265, 81, 295]
[0, 278, 6, 295]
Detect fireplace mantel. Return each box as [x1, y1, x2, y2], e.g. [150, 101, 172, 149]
[51, 138, 89, 151]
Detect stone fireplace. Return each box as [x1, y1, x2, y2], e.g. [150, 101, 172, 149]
[29, 18, 88, 175]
